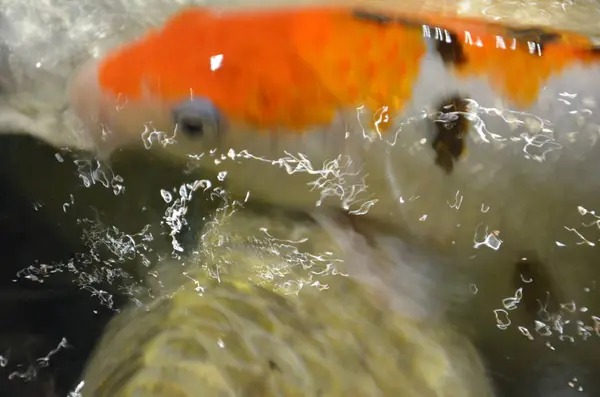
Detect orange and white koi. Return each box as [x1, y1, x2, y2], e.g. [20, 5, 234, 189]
[67, 5, 600, 269]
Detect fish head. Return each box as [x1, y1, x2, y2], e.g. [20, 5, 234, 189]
[67, 8, 242, 160]
[68, 58, 227, 160]
[66, 6, 343, 162]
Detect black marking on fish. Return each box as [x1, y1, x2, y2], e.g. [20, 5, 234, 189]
[352, 9, 425, 29]
[504, 26, 562, 52]
[352, 9, 394, 24]
[433, 29, 468, 66]
[586, 43, 600, 54]
[432, 95, 470, 174]
[392, 14, 432, 30]
[514, 256, 561, 319]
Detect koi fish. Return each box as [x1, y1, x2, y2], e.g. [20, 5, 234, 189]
[67, 9, 600, 387]
[68, 5, 600, 303]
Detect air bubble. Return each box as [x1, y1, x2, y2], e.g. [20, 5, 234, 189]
[160, 189, 173, 203]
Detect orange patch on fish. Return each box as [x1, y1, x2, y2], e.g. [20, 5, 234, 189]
[417, 14, 600, 107]
[97, 6, 427, 136]
[95, 5, 600, 137]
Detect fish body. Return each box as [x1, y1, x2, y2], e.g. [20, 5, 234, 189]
[79, 204, 495, 397]
[69, 7, 600, 388]
[69, 5, 600, 298]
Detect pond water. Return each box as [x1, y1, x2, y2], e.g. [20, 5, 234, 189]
[2, 0, 600, 396]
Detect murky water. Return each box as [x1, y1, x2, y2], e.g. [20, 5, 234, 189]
[2, 0, 600, 396]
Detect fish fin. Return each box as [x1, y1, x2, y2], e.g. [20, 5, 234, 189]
[310, 208, 449, 322]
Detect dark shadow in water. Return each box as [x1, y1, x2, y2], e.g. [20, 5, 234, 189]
[475, 328, 600, 397]
[0, 135, 124, 396]
[463, 284, 600, 396]
[0, 134, 219, 396]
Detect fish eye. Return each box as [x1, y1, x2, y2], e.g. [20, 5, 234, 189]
[179, 114, 205, 136]
[172, 98, 225, 140]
